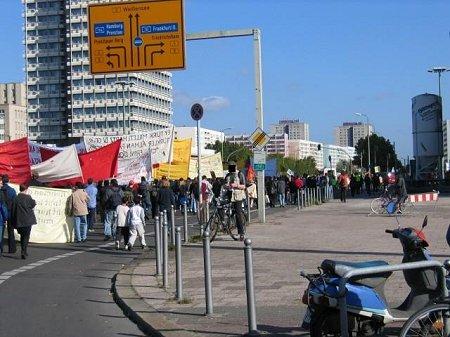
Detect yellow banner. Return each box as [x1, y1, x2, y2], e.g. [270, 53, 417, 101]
[11, 185, 74, 243]
[153, 138, 192, 180]
[189, 152, 224, 179]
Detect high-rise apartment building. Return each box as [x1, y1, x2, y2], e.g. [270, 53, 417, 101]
[0, 83, 28, 142]
[270, 119, 309, 140]
[24, 0, 172, 144]
[334, 122, 373, 147]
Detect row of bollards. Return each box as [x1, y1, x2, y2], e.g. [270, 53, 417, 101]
[152, 202, 259, 335]
[296, 186, 333, 210]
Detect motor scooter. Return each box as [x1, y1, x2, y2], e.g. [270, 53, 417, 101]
[300, 216, 449, 336]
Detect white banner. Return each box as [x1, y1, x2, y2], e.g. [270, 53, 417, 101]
[28, 141, 86, 165]
[83, 127, 174, 183]
[11, 185, 74, 243]
[189, 153, 224, 179]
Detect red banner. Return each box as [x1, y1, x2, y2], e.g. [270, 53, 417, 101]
[0, 137, 31, 184]
[49, 139, 121, 187]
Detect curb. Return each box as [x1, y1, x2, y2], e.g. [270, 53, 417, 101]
[112, 256, 198, 337]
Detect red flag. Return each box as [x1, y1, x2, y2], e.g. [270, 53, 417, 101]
[40, 147, 59, 162]
[49, 140, 121, 187]
[79, 139, 121, 181]
[0, 137, 31, 184]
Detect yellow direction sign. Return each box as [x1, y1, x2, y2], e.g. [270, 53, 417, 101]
[88, 0, 185, 74]
[249, 127, 270, 151]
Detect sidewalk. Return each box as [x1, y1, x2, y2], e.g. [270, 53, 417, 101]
[113, 197, 450, 336]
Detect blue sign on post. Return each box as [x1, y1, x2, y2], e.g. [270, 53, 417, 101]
[94, 22, 124, 37]
[141, 23, 179, 34]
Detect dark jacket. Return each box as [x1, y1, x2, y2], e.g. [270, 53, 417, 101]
[103, 186, 124, 211]
[11, 193, 37, 228]
[1, 183, 17, 221]
[157, 187, 175, 211]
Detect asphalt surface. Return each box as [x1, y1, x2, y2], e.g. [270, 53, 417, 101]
[0, 204, 297, 337]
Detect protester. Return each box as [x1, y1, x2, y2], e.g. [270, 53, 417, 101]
[189, 177, 199, 213]
[266, 177, 276, 207]
[115, 196, 130, 250]
[138, 177, 151, 220]
[200, 175, 212, 222]
[103, 179, 123, 241]
[125, 196, 146, 251]
[1, 175, 17, 253]
[150, 180, 159, 219]
[0, 181, 8, 257]
[69, 182, 89, 243]
[364, 173, 372, 196]
[338, 171, 350, 203]
[178, 178, 188, 209]
[225, 161, 246, 241]
[124, 181, 136, 205]
[85, 178, 98, 232]
[276, 176, 286, 207]
[157, 179, 175, 225]
[246, 177, 257, 208]
[10, 184, 37, 259]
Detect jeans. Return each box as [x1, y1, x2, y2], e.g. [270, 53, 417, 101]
[17, 226, 31, 256]
[104, 210, 117, 238]
[87, 207, 96, 230]
[277, 193, 285, 207]
[74, 215, 87, 242]
[233, 200, 245, 235]
[0, 224, 4, 253]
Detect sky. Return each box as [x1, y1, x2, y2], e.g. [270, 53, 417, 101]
[1, 0, 450, 160]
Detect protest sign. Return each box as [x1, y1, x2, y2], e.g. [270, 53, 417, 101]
[189, 152, 224, 179]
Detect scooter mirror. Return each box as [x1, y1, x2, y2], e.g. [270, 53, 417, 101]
[422, 216, 428, 229]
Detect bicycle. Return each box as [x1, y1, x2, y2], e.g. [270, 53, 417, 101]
[205, 195, 248, 242]
[370, 190, 414, 215]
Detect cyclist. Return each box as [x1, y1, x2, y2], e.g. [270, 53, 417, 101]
[224, 161, 246, 241]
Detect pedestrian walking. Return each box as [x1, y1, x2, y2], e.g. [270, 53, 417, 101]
[150, 180, 159, 219]
[115, 197, 130, 250]
[85, 178, 98, 232]
[201, 175, 212, 222]
[338, 171, 350, 203]
[157, 179, 175, 224]
[138, 177, 152, 220]
[102, 179, 123, 241]
[1, 175, 17, 253]
[276, 176, 286, 207]
[125, 196, 147, 251]
[10, 184, 37, 260]
[266, 177, 276, 207]
[0, 180, 8, 257]
[68, 182, 89, 243]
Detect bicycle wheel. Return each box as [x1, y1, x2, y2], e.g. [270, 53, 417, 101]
[370, 198, 386, 214]
[400, 303, 450, 337]
[207, 211, 221, 242]
[399, 198, 415, 215]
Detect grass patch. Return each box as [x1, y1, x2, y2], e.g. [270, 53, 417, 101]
[189, 235, 202, 243]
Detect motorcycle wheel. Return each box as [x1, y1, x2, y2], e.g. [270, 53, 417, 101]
[310, 309, 354, 337]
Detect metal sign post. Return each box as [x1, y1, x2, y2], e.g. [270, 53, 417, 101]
[191, 103, 204, 232]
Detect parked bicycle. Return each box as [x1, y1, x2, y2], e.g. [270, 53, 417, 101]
[205, 191, 248, 242]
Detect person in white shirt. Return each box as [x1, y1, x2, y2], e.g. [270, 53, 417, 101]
[125, 196, 146, 251]
[115, 197, 130, 250]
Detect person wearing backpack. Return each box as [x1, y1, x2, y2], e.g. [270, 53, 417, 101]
[1, 175, 17, 254]
[103, 179, 124, 241]
[224, 161, 246, 241]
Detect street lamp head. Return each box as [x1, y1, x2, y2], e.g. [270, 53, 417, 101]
[428, 66, 450, 74]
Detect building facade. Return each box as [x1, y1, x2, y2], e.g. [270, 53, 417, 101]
[322, 144, 356, 172]
[270, 119, 309, 140]
[24, 0, 172, 144]
[174, 127, 224, 156]
[287, 139, 324, 170]
[225, 133, 288, 156]
[334, 122, 373, 147]
[0, 83, 28, 142]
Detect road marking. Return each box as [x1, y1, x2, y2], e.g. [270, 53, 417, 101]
[0, 242, 115, 287]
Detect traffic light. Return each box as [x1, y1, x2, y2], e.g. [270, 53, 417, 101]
[317, 144, 321, 151]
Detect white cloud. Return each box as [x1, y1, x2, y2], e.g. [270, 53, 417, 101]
[173, 91, 230, 112]
[200, 96, 230, 111]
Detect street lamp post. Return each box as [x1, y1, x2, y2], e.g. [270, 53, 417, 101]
[115, 80, 135, 135]
[355, 112, 371, 171]
[428, 66, 449, 97]
[219, 127, 232, 162]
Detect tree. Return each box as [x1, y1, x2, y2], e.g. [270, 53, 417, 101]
[206, 141, 252, 169]
[336, 159, 351, 173]
[353, 133, 402, 172]
[269, 154, 317, 176]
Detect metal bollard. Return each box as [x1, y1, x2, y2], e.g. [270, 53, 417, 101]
[183, 202, 188, 242]
[301, 189, 305, 208]
[154, 216, 162, 276]
[308, 188, 312, 206]
[246, 193, 251, 223]
[159, 211, 164, 264]
[202, 230, 213, 315]
[171, 205, 175, 246]
[313, 187, 316, 205]
[175, 226, 183, 301]
[318, 187, 322, 204]
[163, 210, 169, 290]
[297, 189, 300, 210]
[244, 238, 258, 335]
[305, 188, 309, 207]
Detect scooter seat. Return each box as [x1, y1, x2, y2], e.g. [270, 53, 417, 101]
[321, 260, 392, 288]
